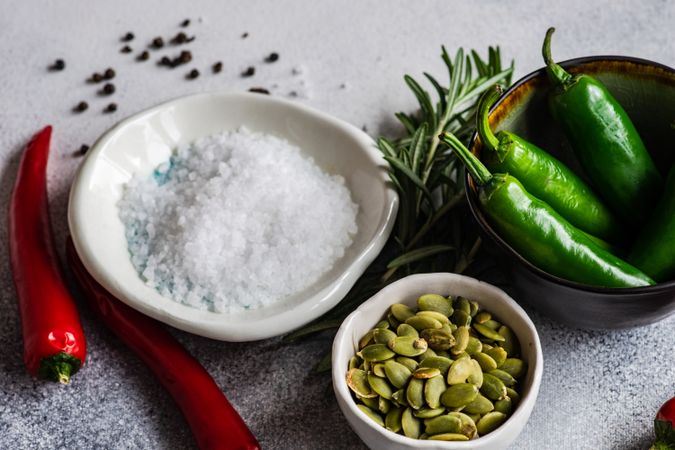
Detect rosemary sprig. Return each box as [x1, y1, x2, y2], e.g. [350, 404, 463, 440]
[285, 46, 513, 364]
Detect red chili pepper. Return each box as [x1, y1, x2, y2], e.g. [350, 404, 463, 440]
[8, 126, 87, 384]
[66, 238, 260, 450]
[651, 397, 675, 450]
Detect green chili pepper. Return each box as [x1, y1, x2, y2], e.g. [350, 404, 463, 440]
[477, 85, 623, 243]
[542, 27, 662, 227]
[439, 131, 654, 288]
[628, 165, 675, 282]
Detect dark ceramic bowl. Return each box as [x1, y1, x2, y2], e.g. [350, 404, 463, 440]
[466, 56, 675, 329]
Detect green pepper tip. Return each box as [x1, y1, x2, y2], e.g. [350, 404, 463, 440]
[542, 27, 572, 86]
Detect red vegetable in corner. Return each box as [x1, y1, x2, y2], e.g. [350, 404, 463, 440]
[8, 126, 86, 383]
[651, 397, 675, 450]
[66, 239, 260, 450]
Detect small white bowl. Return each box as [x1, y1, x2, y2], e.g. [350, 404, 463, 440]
[332, 273, 543, 450]
[68, 92, 398, 341]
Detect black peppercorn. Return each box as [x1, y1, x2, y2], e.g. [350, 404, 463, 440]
[100, 83, 115, 95]
[120, 45, 133, 53]
[212, 62, 223, 73]
[264, 52, 279, 63]
[171, 32, 188, 45]
[104, 68, 115, 79]
[248, 87, 270, 95]
[49, 59, 65, 71]
[181, 19, 190, 27]
[88, 73, 103, 83]
[186, 68, 200, 80]
[74, 144, 90, 157]
[104, 103, 117, 113]
[137, 51, 150, 61]
[174, 50, 192, 65]
[73, 101, 89, 112]
[241, 66, 255, 77]
[158, 56, 173, 67]
[151, 37, 164, 49]
[241, 32, 249, 39]
[122, 32, 134, 42]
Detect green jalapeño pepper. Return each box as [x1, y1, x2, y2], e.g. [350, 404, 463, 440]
[628, 165, 675, 282]
[542, 27, 662, 227]
[439, 131, 654, 288]
[477, 85, 623, 243]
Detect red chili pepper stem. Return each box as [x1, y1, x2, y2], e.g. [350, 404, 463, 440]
[476, 85, 502, 153]
[542, 27, 574, 87]
[38, 352, 81, 384]
[651, 397, 675, 450]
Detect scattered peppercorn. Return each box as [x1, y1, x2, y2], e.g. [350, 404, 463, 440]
[74, 144, 90, 157]
[137, 51, 150, 62]
[49, 59, 65, 71]
[158, 56, 173, 67]
[181, 19, 190, 27]
[122, 32, 135, 42]
[151, 37, 164, 49]
[88, 73, 103, 83]
[104, 68, 116, 79]
[241, 32, 249, 39]
[73, 101, 89, 113]
[264, 52, 279, 63]
[104, 103, 117, 113]
[121, 45, 133, 53]
[100, 83, 115, 95]
[248, 87, 270, 95]
[241, 66, 255, 77]
[171, 32, 188, 45]
[212, 62, 223, 73]
[174, 50, 192, 65]
[186, 69, 200, 80]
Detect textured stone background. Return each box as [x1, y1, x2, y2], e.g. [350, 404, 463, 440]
[1, 1, 674, 449]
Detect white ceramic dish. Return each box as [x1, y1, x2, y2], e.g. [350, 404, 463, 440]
[332, 273, 543, 450]
[68, 92, 398, 341]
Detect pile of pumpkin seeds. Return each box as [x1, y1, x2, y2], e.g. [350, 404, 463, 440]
[346, 294, 527, 441]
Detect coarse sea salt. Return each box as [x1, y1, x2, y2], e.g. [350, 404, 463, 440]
[118, 128, 358, 313]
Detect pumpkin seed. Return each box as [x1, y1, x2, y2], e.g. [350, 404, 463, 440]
[506, 387, 520, 405]
[481, 373, 507, 401]
[455, 297, 471, 315]
[467, 359, 484, 388]
[451, 310, 471, 327]
[474, 311, 491, 324]
[463, 393, 494, 415]
[498, 325, 519, 356]
[359, 344, 395, 362]
[489, 368, 516, 387]
[435, 350, 451, 359]
[427, 433, 469, 441]
[446, 358, 473, 385]
[474, 323, 506, 342]
[395, 356, 418, 372]
[401, 407, 421, 439]
[413, 367, 441, 379]
[465, 336, 482, 355]
[494, 397, 512, 415]
[379, 397, 391, 414]
[482, 319, 502, 330]
[440, 383, 478, 408]
[419, 347, 438, 360]
[451, 326, 469, 355]
[384, 360, 412, 389]
[501, 358, 526, 378]
[476, 411, 507, 435]
[391, 303, 415, 322]
[469, 300, 480, 317]
[485, 347, 508, 367]
[375, 320, 390, 329]
[385, 407, 403, 432]
[346, 368, 377, 398]
[424, 414, 462, 435]
[358, 329, 374, 349]
[416, 310, 451, 324]
[449, 411, 477, 439]
[406, 378, 425, 410]
[417, 294, 453, 316]
[387, 313, 401, 329]
[359, 395, 379, 410]
[357, 404, 384, 427]
[348, 355, 361, 370]
[396, 323, 419, 338]
[373, 363, 386, 378]
[419, 356, 452, 375]
[420, 328, 455, 351]
[473, 351, 498, 372]
[405, 315, 443, 331]
[373, 327, 397, 346]
[389, 336, 428, 357]
[466, 412, 481, 424]
[424, 375, 446, 409]
[413, 407, 445, 419]
[368, 373, 394, 400]
[391, 389, 409, 407]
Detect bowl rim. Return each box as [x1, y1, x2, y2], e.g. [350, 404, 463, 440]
[332, 272, 543, 448]
[465, 55, 675, 295]
[68, 90, 399, 341]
